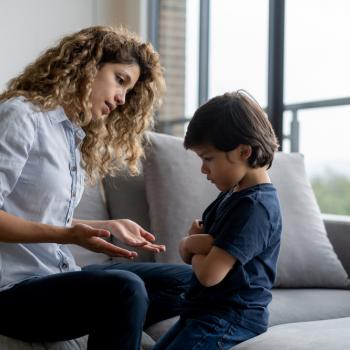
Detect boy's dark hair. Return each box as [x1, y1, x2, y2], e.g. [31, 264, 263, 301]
[184, 90, 279, 169]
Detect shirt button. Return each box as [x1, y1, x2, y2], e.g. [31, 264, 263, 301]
[62, 263, 69, 269]
[71, 166, 77, 172]
[72, 192, 76, 197]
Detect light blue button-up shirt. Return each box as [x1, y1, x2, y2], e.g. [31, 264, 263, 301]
[0, 97, 84, 291]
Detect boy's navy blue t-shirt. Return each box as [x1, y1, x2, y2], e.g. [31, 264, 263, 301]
[182, 183, 282, 333]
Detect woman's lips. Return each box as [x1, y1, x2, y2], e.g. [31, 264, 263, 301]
[105, 101, 116, 114]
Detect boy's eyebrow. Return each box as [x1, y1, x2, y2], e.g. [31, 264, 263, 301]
[197, 150, 210, 158]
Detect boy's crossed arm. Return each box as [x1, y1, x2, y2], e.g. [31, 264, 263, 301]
[179, 231, 237, 288]
[179, 234, 213, 264]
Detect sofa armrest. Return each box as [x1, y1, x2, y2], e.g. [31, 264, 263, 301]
[323, 214, 350, 276]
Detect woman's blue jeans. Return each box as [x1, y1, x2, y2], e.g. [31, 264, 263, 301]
[0, 262, 192, 350]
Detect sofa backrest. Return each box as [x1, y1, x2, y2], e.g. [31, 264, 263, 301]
[72, 132, 350, 289]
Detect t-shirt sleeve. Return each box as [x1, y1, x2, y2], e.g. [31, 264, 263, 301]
[0, 102, 37, 207]
[214, 197, 271, 265]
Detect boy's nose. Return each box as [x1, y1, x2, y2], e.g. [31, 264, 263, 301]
[201, 164, 208, 174]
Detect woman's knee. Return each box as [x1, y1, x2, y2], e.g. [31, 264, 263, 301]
[108, 270, 149, 309]
[85, 270, 148, 305]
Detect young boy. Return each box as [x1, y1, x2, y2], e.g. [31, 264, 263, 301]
[153, 91, 282, 350]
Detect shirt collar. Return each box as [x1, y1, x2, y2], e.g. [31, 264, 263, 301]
[47, 107, 68, 124]
[48, 107, 86, 141]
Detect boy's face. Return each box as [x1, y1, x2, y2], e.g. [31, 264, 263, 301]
[192, 144, 249, 192]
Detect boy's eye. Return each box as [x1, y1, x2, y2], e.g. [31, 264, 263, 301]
[203, 157, 213, 161]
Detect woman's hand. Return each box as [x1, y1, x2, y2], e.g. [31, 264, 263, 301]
[187, 219, 204, 236]
[106, 219, 166, 253]
[68, 223, 137, 259]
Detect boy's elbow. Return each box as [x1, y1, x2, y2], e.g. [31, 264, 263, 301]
[196, 270, 222, 287]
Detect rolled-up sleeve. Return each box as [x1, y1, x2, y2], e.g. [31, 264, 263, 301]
[0, 102, 37, 207]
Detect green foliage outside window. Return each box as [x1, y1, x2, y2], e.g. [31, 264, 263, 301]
[311, 170, 350, 216]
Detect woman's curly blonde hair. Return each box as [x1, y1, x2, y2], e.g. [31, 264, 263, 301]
[0, 26, 165, 182]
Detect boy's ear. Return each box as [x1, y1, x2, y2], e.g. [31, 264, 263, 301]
[239, 145, 252, 160]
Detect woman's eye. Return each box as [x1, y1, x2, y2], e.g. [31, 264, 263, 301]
[115, 75, 124, 85]
[203, 157, 213, 161]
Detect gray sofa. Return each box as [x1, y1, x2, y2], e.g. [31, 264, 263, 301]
[1, 132, 350, 349]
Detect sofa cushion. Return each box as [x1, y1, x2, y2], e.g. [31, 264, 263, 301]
[324, 214, 350, 276]
[103, 170, 155, 262]
[268, 153, 349, 288]
[142, 132, 350, 288]
[0, 332, 154, 350]
[145, 288, 350, 341]
[233, 317, 350, 350]
[0, 335, 87, 350]
[69, 182, 112, 266]
[145, 316, 179, 342]
[143, 132, 219, 263]
[269, 289, 350, 326]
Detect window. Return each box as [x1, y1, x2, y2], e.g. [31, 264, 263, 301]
[209, 0, 269, 106]
[154, 1, 350, 215]
[284, 0, 350, 215]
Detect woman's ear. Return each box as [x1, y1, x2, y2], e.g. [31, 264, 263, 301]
[239, 144, 252, 160]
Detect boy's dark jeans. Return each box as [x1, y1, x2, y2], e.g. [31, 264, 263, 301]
[153, 315, 259, 350]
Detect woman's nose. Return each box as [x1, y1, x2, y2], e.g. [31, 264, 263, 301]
[114, 91, 126, 105]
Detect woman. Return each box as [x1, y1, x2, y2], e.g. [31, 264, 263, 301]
[0, 26, 191, 350]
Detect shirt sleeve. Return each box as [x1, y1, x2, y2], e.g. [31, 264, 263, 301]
[0, 101, 37, 207]
[213, 197, 271, 265]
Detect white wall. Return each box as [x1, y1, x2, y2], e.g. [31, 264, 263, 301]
[0, 0, 146, 91]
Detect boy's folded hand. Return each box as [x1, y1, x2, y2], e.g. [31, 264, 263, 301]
[187, 219, 204, 236]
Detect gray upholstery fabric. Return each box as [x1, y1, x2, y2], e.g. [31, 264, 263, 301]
[103, 170, 155, 262]
[141, 332, 156, 350]
[145, 316, 179, 342]
[146, 288, 350, 342]
[143, 133, 350, 288]
[324, 214, 350, 276]
[143, 132, 219, 263]
[69, 181, 112, 266]
[0, 335, 87, 350]
[269, 289, 350, 326]
[0, 333, 155, 350]
[233, 317, 350, 350]
[268, 153, 350, 288]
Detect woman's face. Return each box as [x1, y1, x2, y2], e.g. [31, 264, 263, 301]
[90, 62, 140, 119]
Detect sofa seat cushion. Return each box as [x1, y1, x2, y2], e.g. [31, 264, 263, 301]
[0, 333, 155, 350]
[0, 335, 87, 350]
[145, 288, 350, 342]
[233, 317, 350, 350]
[145, 316, 179, 342]
[270, 289, 350, 326]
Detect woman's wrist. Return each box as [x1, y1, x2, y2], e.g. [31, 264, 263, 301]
[72, 218, 109, 230]
[44, 224, 72, 244]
